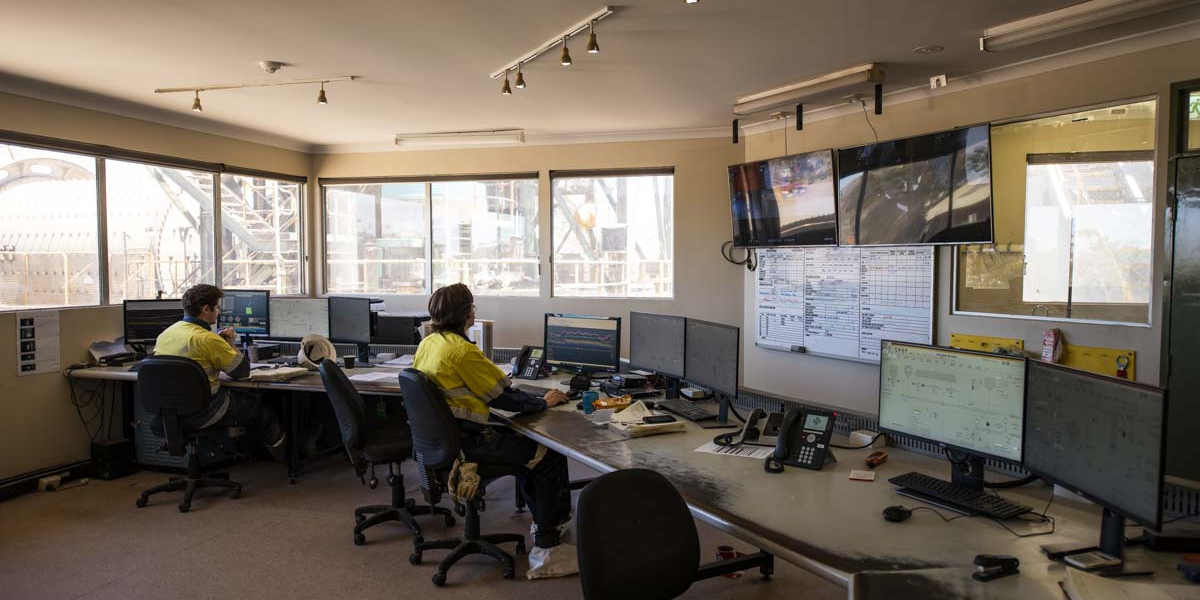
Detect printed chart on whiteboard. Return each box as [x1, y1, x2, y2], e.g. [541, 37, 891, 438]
[756, 247, 933, 363]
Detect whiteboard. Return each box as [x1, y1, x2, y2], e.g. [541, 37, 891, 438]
[755, 246, 934, 363]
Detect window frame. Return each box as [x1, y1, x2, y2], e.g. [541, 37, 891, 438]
[0, 129, 308, 311]
[318, 173, 540, 297]
[549, 167, 676, 300]
[950, 98, 1159, 328]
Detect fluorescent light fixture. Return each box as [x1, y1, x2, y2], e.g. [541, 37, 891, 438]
[979, 0, 1199, 52]
[732, 63, 883, 116]
[394, 129, 527, 148]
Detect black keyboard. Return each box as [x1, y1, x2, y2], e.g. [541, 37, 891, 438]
[888, 471, 1032, 520]
[655, 397, 718, 422]
[515, 384, 554, 398]
[128, 361, 143, 372]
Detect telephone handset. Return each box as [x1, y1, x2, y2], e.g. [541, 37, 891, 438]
[514, 345, 548, 380]
[714, 409, 786, 448]
[764, 408, 837, 473]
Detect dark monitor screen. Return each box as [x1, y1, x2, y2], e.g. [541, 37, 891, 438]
[683, 319, 739, 397]
[328, 296, 373, 343]
[124, 299, 183, 345]
[216, 290, 270, 336]
[877, 341, 1026, 462]
[838, 124, 993, 246]
[728, 149, 837, 247]
[629, 312, 686, 379]
[1024, 361, 1166, 529]
[544, 314, 621, 373]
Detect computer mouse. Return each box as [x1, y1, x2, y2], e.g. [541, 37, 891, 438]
[882, 505, 913, 523]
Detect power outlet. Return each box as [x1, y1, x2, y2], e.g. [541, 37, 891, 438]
[37, 474, 63, 492]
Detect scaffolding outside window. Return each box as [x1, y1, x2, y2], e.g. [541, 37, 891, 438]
[220, 174, 303, 295]
[324, 182, 427, 295]
[431, 179, 538, 296]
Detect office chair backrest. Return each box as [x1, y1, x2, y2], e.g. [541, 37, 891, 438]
[317, 358, 368, 449]
[397, 368, 461, 470]
[137, 355, 212, 456]
[577, 469, 699, 600]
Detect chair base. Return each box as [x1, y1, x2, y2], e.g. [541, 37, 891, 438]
[353, 499, 455, 546]
[135, 471, 241, 513]
[410, 532, 526, 586]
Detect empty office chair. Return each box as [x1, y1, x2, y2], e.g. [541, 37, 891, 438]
[318, 359, 453, 546]
[399, 368, 526, 587]
[576, 469, 774, 600]
[134, 355, 242, 513]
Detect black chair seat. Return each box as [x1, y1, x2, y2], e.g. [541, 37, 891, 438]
[359, 425, 416, 463]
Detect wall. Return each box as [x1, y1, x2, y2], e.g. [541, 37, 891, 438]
[310, 137, 745, 357]
[0, 91, 310, 481]
[742, 39, 1200, 415]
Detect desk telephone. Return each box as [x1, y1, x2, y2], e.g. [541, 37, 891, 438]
[763, 408, 837, 473]
[514, 345, 549, 379]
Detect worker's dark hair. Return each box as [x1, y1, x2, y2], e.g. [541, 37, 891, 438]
[428, 283, 474, 334]
[182, 284, 224, 317]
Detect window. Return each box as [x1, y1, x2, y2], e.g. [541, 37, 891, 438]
[322, 176, 539, 296]
[552, 171, 673, 298]
[955, 100, 1155, 324]
[431, 179, 538, 296]
[1189, 91, 1200, 151]
[106, 160, 216, 302]
[0, 143, 99, 309]
[220, 174, 303, 295]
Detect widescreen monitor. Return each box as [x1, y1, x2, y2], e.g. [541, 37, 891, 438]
[838, 125, 993, 246]
[683, 319, 739, 398]
[629, 312, 686, 379]
[729, 148, 837, 247]
[123, 299, 183, 345]
[270, 298, 329, 339]
[543, 314, 621, 374]
[328, 296, 372, 344]
[216, 290, 270, 336]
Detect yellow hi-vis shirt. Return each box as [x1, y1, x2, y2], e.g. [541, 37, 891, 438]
[154, 321, 245, 396]
[414, 331, 508, 425]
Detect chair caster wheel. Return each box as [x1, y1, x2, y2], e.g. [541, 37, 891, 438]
[353, 533, 366, 546]
[355, 514, 365, 525]
[503, 568, 515, 580]
[178, 503, 190, 513]
[454, 503, 466, 517]
[228, 487, 241, 499]
[432, 572, 446, 587]
[443, 514, 455, 527]
[135, 497, 148, 508]
[409, 552, 422, 565]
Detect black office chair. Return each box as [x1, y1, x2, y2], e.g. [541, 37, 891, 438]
[318, 359, 454, 547]
[576, 469, 774, 600]
[134, 355, 242, 513]
[399, 368, 526, 587]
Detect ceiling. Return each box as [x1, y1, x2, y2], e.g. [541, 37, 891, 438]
[1, 0, 1198, 153]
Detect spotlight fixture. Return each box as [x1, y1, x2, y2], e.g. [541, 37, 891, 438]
[501, 71, 513, 95]
[587, 21, 600, 53]
[317, 82, 328, 105]
[156, 76, 356, 111]
[191, 91, 202, 112]
[560, 37, 573, 66]
[686, 0, 699, 4]
[515, 64, 526, 89]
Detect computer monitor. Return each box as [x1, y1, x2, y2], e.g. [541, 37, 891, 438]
[877, 341, 1026, 490]
[270, 298, 329, 339]
[543, 314, 621, 374]
[329, 296, 373, 362]
[123, 299, 183, 346]
[683, 319, 740, 421]
[629, 312, 686, 379]
[1024, 360, 1166, 560]
[216, 290, 270, 337]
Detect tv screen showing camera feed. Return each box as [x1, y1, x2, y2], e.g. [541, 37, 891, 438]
[729, 149, 837, 247]
[837, 125, 993, 246]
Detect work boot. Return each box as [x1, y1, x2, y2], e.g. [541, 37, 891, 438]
[526, 542, 579, 579]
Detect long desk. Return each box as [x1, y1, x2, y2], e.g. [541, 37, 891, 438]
[66, 365, 1199, 599]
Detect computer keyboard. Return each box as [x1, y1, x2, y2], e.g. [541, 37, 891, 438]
[654, 397, 718, 422]
[514, 384, 554, 399]
[888, 471, 1032, 520]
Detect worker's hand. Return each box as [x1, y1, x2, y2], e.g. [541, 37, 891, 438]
[218, 327, 238, 345]
[543, 389, 569, 408]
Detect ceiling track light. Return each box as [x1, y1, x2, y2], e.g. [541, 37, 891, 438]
[686, 0, 699, 4]
[515, 64, 526, 89]
[489, 6, 614, 81]
[587, 21, 600, 53]
[156, 76, 356, 112]
[191, 91, 202, 113]
[318, 82, 328, 105]
[501, 71, 513, 95]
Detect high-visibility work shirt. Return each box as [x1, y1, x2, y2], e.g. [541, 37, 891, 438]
[154, 320, 245, 396]
[414, 331, 509, 425]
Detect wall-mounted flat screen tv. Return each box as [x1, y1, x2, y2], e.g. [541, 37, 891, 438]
[728, 149, 837, 247]
[837, 124, 993, 246]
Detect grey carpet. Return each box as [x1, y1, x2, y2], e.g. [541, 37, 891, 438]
[0, 456, 844, 600]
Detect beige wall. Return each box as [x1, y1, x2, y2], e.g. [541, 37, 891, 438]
[742, 39, 1200, 415]
[0, 92, 310, 480]
[311, 138, 745, 357]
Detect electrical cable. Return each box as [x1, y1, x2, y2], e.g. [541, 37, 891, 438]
[831, 432, 883, 450]
[721, 240, 757, 272]
[858, 98, 879, 143]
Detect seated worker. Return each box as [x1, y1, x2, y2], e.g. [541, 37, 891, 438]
[153, 284, 286, 461]
[413, 283, 576, 579]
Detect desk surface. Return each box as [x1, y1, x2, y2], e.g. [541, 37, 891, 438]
[67, 365, 1198, 599]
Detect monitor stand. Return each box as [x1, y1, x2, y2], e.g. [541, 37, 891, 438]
[1041, 508, 1147, 572]
[664, 377, 681, 400]
[950, 453, 986, 492]
[356, 343, 371, 365]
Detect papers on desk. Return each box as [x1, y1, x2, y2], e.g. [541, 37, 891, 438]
[348, 371, 396, 383]
[380, 354, 415, 367]
[1062, 568, 1176, 600]
[606, 401, 686, 438]
[694, 441, 775, 460]
[248, 367, 309, 382]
